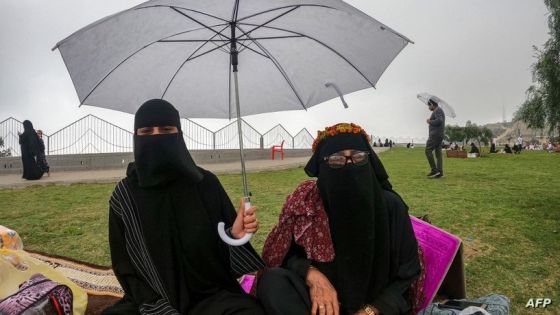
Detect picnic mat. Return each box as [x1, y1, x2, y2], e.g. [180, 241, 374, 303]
[27, 250, 123, 315]
[25, 251, 256, 314]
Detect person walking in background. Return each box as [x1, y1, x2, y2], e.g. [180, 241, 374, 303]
[18, 120, 44, 180]
[516, 136, 523, 150]
[36, 129, 50, 176]
[425, 99, 445, 178]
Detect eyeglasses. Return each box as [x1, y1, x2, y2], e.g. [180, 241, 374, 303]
[323, 150, 369, 169]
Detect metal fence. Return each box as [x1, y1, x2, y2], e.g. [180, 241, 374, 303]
[0, 117, 25, 157]
[214, 119, 263, 149]
[48, 115, 133, 155]
[293, 128, 315, 149]
[0, 115, 316, 156]
[262, 124, 292, 149]
[181, 118, 214, 150]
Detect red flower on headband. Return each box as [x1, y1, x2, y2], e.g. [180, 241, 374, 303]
[311, 123, 371, 152]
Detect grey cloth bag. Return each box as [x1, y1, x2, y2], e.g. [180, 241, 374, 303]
[417, 294, 510, 315]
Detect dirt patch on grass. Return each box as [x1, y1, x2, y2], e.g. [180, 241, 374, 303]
[462, 238, 496, 260]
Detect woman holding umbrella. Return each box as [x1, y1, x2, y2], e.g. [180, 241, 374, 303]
[104, 99, 265, 315]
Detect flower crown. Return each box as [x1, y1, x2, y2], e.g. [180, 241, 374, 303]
[312, 123, 371, 152]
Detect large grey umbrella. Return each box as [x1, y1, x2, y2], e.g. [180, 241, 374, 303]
[54, 0, 412, 245]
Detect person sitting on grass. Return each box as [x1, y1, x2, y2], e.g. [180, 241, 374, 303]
[469, 142, 480, 155]
[257, 123, 422, 315]
[504, 144, 513, 154]
[103, 99, 265, 315]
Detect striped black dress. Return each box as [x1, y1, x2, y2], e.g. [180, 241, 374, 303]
[103, 168, 265, 315]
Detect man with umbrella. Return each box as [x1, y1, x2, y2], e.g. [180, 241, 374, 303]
[425, 99, 445, 178]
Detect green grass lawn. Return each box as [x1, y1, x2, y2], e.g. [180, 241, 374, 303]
[1, 148, 559, 314]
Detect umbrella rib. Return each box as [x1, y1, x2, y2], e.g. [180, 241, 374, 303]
[236, 4, 334, 23]
[137, 5, 229, 23]
[160, 39, 229, 42]
[239, 22, 375, 87]
[186, 42, 230, 61]
[235, 6, 299, 41]
[171, 7, 231, 40]
[159, 24, 231, 54]
[80, 23, 229, 104]
[236, 42, 269, 59]
[161, 25, 231, 99]
[237, 36, 303, 55]
[236, 25, 307, 110]
[239, 35, 304, 41]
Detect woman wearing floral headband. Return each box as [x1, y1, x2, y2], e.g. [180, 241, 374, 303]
[258, 123, 422, 315]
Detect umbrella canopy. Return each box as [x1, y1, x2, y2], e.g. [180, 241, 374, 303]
[54, 0, 412, 119]
[417, 93, 456, 118]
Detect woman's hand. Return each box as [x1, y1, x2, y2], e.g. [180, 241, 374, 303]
[231, 198, 258, 239]
[306, 267, 339, 315]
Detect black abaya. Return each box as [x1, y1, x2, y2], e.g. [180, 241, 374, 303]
[104, 100, 264, 315]
[19, 121, 43, 180]
[104, 167, 264, 315]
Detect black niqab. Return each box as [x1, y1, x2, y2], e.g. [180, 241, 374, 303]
[133, 99, 202, 187]
[304, 133, 392, 313]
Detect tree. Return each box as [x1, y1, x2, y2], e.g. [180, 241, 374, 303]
[463, 123, 480, 145]
[480, 127, 494, 146]
[515, 0, 560, 137]
[444, 123, 494, 153]
[444, 125, 465, 144]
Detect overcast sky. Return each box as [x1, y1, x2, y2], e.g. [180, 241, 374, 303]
[0, 0, 550, 141]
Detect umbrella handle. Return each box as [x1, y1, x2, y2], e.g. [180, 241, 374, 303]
[217, 198, 253, 246]
[325, 82, 348, 108]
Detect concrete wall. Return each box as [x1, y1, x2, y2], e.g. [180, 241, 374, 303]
[0, 149, 311, 174]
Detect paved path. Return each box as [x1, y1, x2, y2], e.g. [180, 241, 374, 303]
[0, 157, 311, 188]
[0, 147, 389, 189]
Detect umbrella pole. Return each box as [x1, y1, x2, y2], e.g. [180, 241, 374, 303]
[216, 22, 253, 246]
[234, 71, 250, 199]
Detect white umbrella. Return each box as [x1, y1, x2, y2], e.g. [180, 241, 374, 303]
[54, 0, 413, 245]
[417, 93, 456, 118]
